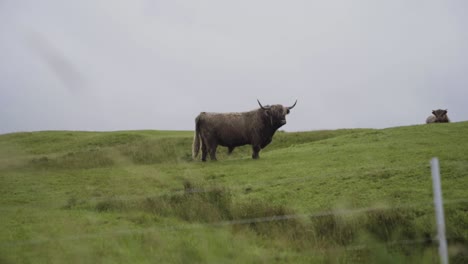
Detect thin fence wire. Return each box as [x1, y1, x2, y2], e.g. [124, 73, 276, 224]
[1, 198, 467, 248]
[1, 153, 466, 257]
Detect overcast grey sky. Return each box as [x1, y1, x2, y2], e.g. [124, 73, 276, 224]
[1, 0, 467, 134]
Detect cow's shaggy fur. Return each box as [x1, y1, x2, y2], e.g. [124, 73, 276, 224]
[193, 101, 296, 161]
[426, 109, 450, 124]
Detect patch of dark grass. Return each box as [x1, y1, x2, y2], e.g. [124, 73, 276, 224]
[30, 156, 50, 167]
[231, 200, 311, 249]
[364, 208, 418, 241]
[81, 133, 144, 148]
[119, 138, 192, 164]
[95, 199, 127, 212]
[30, 148, 114, 169]
[445, 202, 468, 243]
[143, 183, 233, 222]
[311, 214, 356, 246]
[363, 169, 399, 180]
[452, 245, 468, 264]
[62, 196, 88, 209]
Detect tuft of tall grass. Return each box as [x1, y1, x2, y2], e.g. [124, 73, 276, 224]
[311, 214, 356, 246]
[231, 200, 308, 244]
[88, 182, 442, 251]
[364, 208, 418, 241]
[143, 183, 233, 223]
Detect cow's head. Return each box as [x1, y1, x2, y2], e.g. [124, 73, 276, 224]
[257, 99, 297, 128]
[432, 109, 448, 122]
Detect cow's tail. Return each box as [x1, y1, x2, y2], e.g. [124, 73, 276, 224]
[192, 115, 201, 159]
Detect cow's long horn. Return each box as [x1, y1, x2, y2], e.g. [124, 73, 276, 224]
[287, 100, 297, 110]
[257, 99, 270, 110]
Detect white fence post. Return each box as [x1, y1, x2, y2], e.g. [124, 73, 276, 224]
[431, 157, 449, 264]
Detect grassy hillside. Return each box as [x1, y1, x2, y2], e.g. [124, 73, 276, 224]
[0, 123, 467, 263]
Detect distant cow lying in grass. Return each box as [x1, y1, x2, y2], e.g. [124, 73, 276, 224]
[192, 100, 297, 161]
[426, 109, 450, 124]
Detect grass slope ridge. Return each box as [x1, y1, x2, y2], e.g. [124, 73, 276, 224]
[0, 123, 467, 263]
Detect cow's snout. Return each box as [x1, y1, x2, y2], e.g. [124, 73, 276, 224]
[280, 120, 286, 125]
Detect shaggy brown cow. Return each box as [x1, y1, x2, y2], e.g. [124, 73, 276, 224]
[192, 100, 297, 161]
[426, 109, 450, 124]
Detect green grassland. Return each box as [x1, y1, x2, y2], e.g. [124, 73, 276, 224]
[0, 123, 467, 263]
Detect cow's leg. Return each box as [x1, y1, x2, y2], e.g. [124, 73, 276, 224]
[227, 147, 235, 155]
[201, 142, 208, 162]
[209, 143, 218, 161]
[252, 145, 261, 159]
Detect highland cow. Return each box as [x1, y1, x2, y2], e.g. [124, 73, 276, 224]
[426, 109, 450, 124]
[192, 100, 297, 161]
